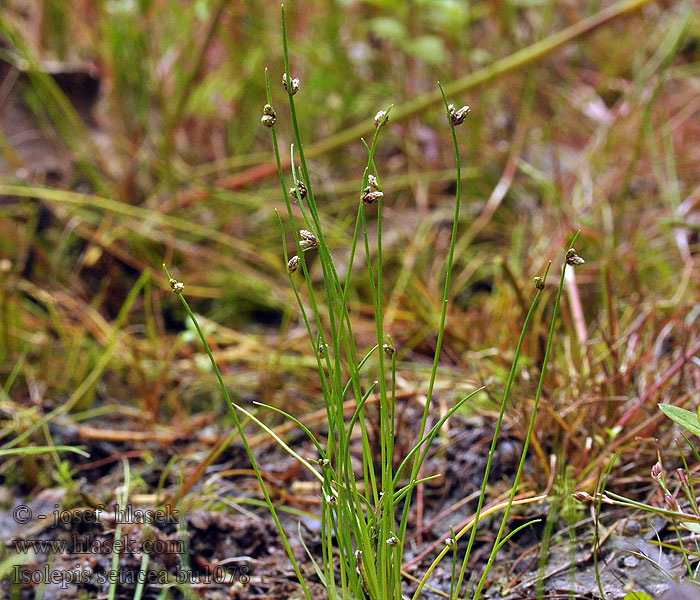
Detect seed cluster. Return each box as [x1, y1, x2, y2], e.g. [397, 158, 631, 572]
[260, 104, 276, 127]
[361, 173, 383, 205]
[283, 73, 300, 95]
[448, 104, 470, 126]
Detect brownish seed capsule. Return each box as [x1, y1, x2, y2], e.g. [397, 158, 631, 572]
[664, 493, 680, 512]
[448, 103, 470, 126]
[677, 468, 689, 484]
[565, 248, 585, 266]
[289, 181, 307, 200]
[261, 104, 276, 127]
[287, 255, 300, 273]
[169, 278, 184, 294]
[299, 229, 317, 250]
[374, 110, 388, 128]
[361, 187, 383, 205]
[283, 73, 300, 95]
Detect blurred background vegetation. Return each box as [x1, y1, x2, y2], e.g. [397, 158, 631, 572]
[0, 0, 699, 500]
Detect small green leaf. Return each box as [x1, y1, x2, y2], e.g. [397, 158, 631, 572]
[623, 593, 652, 600]
[0, 446, 89, 458]
[680, 520, 700, 534]
[659, 404, 700, 438]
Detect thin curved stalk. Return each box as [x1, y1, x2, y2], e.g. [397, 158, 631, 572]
[398, 83, 463, 562]
[451, 263, 551, 599]
[471, 232, 581, 600]
[162, 264, 312, 600]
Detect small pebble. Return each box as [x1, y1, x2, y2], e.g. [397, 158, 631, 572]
[623, 556, 639, 568]
[621, 519, 641, 536]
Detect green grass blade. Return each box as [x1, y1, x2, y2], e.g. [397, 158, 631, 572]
[471, 232, 581, 600]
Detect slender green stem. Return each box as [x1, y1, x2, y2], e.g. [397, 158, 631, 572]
[393, 388, 485, 489]
[452, 263, 551, 599]
[412, 495, 546, 598]
[358, 150, 393, 584]
[471, 232, 581, 600]
[274, 13, 398, 595]
[162, 264, 312, 600]
[279, 22, 364, 590]
[399, 83, 463, 564]
[108, 460, 130, 600]
[265, 69, 337, 466]
[132, 515, 151, 600]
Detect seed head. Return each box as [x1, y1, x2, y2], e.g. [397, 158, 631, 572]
[444, 537, 455, 549]
[299, 229, 317, 250]
[386, 536, 398, 547]
[169, 278, 184, 294]
[318, 458, 330, 468]
[664, 493, 680, 512]
[374, 110, 388, 128]
[362, 187, 383, 205]
[367, 174, 378, 190]
[533, 276, 545, 290]
[318, 342, 329, 357]
[287, 255, 300, 273]
[383, 343, 395, 357]
[282, 73, 300, 95]
[261, 103, 276, 128]
[572, 491, 593, 503]
[565, 248, 585, 266]
[289, 181, 307, 200]
[677, 468, 689, 485]
[651, 461, 662, 480]
[448, 103, 470, 126]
